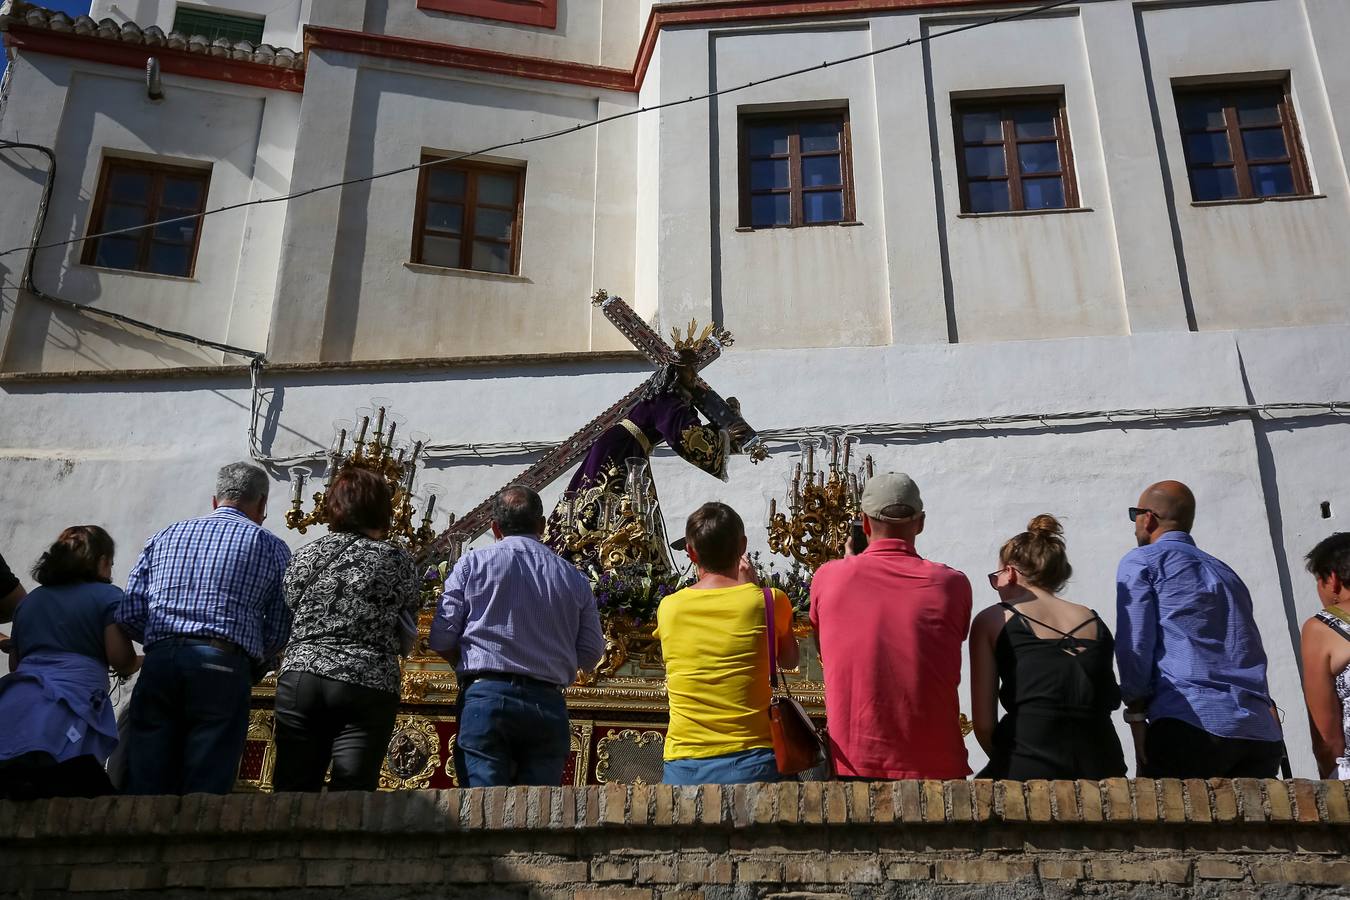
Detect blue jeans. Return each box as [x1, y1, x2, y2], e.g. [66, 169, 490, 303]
[455, 676, 570, 787]
[663, 747, 782, 785]
[124, 639, 252, 795]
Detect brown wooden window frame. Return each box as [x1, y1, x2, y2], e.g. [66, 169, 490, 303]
[410, 156, 526, 276]
[1174, 81, 1312, 202]
[737, 110, 856, 229]
[953, 95, 1080, 215]
[81, 156, 211, 278]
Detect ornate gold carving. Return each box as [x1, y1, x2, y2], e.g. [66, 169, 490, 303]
[571, 721, 594, 787]
[379, 714, 441, 790]
[594, 728, 665, 785]
[237, 708, 276, 793]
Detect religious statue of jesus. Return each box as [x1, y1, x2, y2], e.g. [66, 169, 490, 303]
[544, 349, 752, 577]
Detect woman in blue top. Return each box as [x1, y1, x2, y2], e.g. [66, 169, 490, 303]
[0, 526, 140, 799]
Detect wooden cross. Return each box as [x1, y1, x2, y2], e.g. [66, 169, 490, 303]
[414, 291, 763, 566]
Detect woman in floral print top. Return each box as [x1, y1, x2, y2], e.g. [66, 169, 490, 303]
[272, 468, 420, 792]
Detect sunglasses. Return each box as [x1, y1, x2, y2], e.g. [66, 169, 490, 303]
[987, 567, 1012, 589]
[1128, 507, 1160, 522]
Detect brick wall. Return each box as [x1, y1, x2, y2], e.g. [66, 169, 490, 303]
[4, 778, 1350, 898]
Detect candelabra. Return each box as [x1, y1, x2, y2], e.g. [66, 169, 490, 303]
[284, 398, 454, 555]
[766, 432, 873, 571]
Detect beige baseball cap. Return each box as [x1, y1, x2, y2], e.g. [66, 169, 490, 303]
[860, 472, 923, 520]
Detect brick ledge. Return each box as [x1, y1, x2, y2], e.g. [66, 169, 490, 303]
[4, 778, 1348, 839]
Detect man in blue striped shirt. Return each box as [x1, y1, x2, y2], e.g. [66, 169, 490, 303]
[117, 462, 292, 795]
[431, 485, 604, 787]
[1115, 480, 1284, 778]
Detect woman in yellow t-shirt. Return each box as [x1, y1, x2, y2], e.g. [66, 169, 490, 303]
[656, 502, 798, 785]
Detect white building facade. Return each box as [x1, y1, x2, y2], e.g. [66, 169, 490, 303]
[2, 0, 1348, 774]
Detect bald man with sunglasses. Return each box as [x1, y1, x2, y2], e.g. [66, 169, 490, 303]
[1115, 480, 1284, 778]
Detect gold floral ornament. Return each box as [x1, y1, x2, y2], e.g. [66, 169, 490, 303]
[379, 715, 441, 790]
[670, 318, 734, 356]
[595, 728, 665, 785]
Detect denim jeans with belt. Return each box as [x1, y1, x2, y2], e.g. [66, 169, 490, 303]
[454, 675, 570, 787]
[124, 639, 252, 795]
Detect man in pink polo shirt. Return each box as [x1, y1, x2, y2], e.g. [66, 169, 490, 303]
[810, 472, 972, 779]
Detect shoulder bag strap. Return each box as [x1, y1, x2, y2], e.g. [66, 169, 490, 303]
[763, 586, 779, 693]
[1318, 608, 1350, 642]
[296, 534, 361, 603]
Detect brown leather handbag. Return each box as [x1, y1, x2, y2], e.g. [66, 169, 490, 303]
[763, 587, 825, 775]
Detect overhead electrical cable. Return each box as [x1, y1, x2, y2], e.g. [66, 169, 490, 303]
[0, 0, 1077, 261]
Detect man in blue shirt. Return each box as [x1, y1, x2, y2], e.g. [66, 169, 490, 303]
[431, 485, 603, 787]
[1115, 480, 1284, 777]
[117, 462, 291, 795]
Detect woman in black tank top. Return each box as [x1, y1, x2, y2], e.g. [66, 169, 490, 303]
[970, 515, 1126, 780]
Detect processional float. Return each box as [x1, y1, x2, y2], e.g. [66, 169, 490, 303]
[241, 293, 854, 790]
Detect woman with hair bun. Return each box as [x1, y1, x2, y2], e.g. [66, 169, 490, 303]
[969, 515, 1127, 779]
[0, 526, 140, 799]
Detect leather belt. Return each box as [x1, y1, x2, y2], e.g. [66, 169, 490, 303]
[619, 419, 652, 456]
[156, 636, 245, 656]
[463, 672, 563, 692]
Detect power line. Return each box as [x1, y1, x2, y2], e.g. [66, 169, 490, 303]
[0, 0, 1077, 261]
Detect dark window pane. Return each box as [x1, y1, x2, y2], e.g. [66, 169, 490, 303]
[750, 193, 791, 227]
[153, 220, 197, 244]
[750, 159, 789, 190]
[94, 236, 140, 270]
[1177, 95, 1227, 130]
[802, 190, 843, 223]
[148, 243, 192, 277]
[961, 110, 1003, 143]
[477, 173, 517, 206]
[801, 155, 841, 187]
[426, 202, 464, 233]
[428, 168, 466, 200]
[748, 125, 789, 156]
[968, 180, 1011, 213]
[1022, 177, 1066, 210]
[1013, 106, 1057, 139]
[471, 240, 511, 274]
[107, 169, 151, 203]
[1250, 163, 1295, 196]
[474, 207, 514, 240]
[964, 146, 1007, 178]
[1184, 131, 1232, 165]
[161, 176, 205, 210]
[1236, 94, 1282, 126]
[420, 235, 461, 267]
[1189, 167, 1239, 201]
[1017, 142, 1060, 175]
[103, 202, 148, 233]
[1242, 127, 1289, 161]
[799, 120, 840, 152]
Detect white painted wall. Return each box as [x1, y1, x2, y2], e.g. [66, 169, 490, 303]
[2, 323, 1345, 775]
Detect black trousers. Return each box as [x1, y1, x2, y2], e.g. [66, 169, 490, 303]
[272, 671, 400, 792]
[1142, 717, 1285, 779]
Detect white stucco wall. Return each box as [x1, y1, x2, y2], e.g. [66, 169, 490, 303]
[2, 322, 1345, 775]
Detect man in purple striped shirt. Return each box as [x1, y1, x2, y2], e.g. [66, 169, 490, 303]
[431, 485, 603, 786]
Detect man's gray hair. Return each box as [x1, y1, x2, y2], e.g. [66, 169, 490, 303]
[215, 461, 270, 504]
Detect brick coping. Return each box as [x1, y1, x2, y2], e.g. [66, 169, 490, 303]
[4, 778, 1348, 839]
